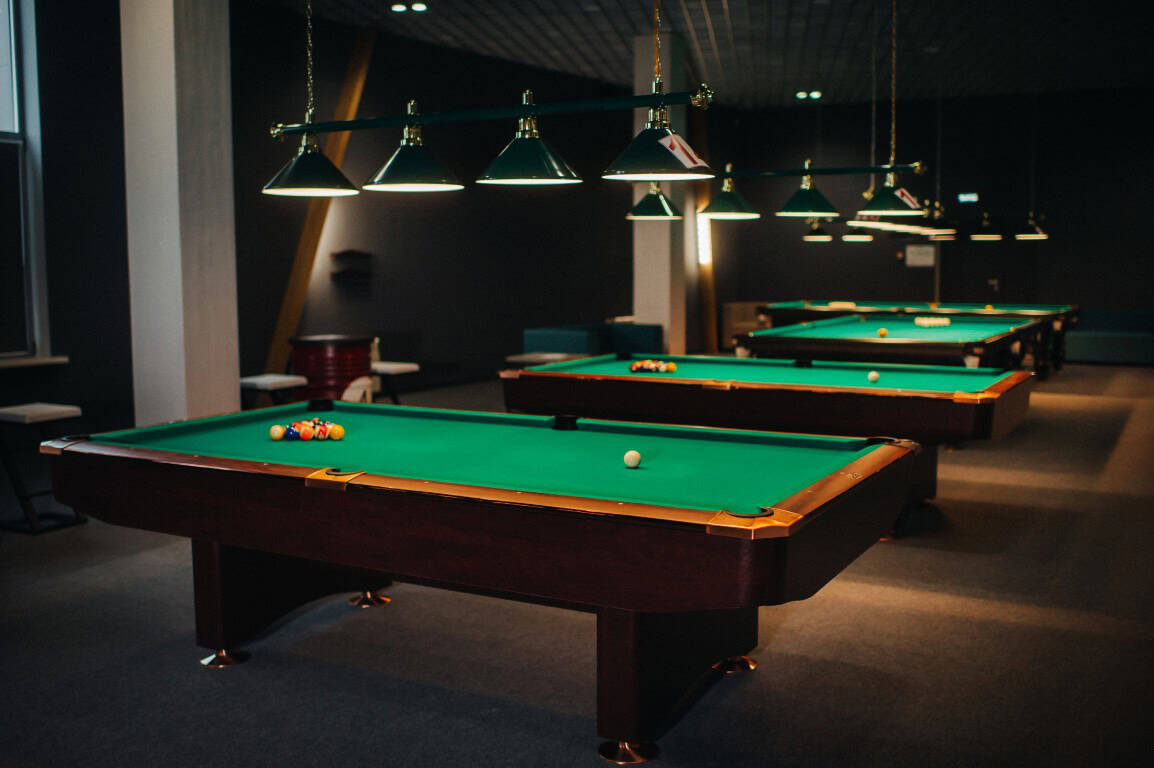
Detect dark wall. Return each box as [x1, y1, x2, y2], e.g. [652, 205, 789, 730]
[708, 88, 1154, 315]
[231, 3, 634, 379]
[2, 0, 132, 432]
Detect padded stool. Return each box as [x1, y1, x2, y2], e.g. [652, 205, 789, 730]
[0, 403, 87, 534]
[240, 374, 309, 408]
[370, 361, 420, 404]
[503, 352, 590, 368]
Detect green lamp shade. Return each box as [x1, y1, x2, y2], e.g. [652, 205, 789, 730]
[802, 221, 833, 242]
[603, 127, 714, 182]
[701, 189, 760, 220]
[364, 145, 463, 192]
[856, 183, 924, 217]
[970, 213, 1004, 242]
[1014, 214, 1049, 240]
[776, 186, 839, 218]
[263, 143, 359, 197]
[626, 186, 683, 220]
[476, 136, 581, 185]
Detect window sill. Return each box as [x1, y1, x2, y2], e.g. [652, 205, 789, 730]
[0, 355, 70, 369]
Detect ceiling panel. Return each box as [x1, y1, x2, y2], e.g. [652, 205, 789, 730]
[275, 0, 1152, 108]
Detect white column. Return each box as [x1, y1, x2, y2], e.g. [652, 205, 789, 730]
[631, 33, 698, 354]
[121, 0, 239, 425]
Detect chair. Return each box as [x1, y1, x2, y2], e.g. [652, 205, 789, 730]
[0, 403, 87, 533]
[339, 376, 375, 403]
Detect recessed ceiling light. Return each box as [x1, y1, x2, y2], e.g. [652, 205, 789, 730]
[390, 3, 408, 11]
[411, 2, 428, 10]
[808, 90, 822, 99]
[795, 91, 808, 100]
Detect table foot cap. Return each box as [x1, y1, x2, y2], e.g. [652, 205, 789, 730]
[349, 590, 392, 608]
[598, 741, 659, 765]
[200, 649, 250, 668]
[713, 655, 759, 675]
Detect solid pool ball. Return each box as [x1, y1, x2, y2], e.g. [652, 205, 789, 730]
[329, 423, 345, 441]
[985, 304, 994, 310]
[299, 425, 314, 441]
[667, 362, 677, 372]
[624, 450, 642, 469]
[283, 426, 300, 441]
[877, 327, 889, 337]
[867, 371, 880, 383]
[269, 424, 286, 441]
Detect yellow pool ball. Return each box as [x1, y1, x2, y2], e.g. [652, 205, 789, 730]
[269, 424, 285, 441]
[328, 423, 345, 441]
[877, 327, 889, 337]
[666, 362, 677, 372]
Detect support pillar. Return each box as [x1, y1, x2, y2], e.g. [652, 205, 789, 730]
[121, 0, 239, 425]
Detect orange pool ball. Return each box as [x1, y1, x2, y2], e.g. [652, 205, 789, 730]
[985, 304, 994, 310]
[877, 327, 889, 337]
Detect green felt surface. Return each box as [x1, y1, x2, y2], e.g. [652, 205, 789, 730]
[750, 314, 1030, 343]
[532, 354, 1015, 393]
[767, 300, 1074, 315]
[93, 403, 884, 517]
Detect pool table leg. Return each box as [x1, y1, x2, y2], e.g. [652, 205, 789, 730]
[596, 606, 759, 762]
[889, 446, 939, 538]
[191, 541, 391, 663]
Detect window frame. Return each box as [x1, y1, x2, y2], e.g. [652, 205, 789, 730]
[1, 0, 50, 361]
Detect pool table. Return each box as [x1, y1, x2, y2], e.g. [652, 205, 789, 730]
[503, 353, 1034, 510]
[756, 300, 1079, 377]
[42, 401, 916, 764]
[736, 314, 1045, 370]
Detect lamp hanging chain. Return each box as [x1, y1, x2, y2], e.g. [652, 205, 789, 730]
[868, 0, 878, 193]
[888, 0, 897, 167]
[305, 0, 315, 122]
[1028, 93, 1038, 214]
[653, 0, 662, 82]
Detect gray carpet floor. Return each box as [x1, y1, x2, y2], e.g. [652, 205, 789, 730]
[3, 364, 1153, 767]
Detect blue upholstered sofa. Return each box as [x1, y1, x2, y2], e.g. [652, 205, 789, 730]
[522, 323, 664, 356]
[1065, 310, 1154, 365]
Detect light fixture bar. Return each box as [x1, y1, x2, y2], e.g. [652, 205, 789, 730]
[722, 162, 921, 179]
[271, 87, 713, 138]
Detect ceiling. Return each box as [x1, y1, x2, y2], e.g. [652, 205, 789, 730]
[287, 1, 1152, 108]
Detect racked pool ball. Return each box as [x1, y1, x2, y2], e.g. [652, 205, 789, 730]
[328, 423, 345, 441]
[269, 424, 286, 441]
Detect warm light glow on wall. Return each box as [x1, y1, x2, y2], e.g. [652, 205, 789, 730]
[696, 213, 712, 266]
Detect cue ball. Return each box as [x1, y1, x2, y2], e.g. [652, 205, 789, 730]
[624, 450, 642, 469]
[867, 371, 880, 383]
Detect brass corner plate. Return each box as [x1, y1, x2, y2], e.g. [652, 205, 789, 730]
[305, 467, 366, 490]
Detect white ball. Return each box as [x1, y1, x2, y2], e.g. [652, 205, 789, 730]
[867, 370, 880, 383]
[623, 450, 642, 469]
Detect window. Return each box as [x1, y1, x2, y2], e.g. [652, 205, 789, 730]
[1, 0, 45, 359]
